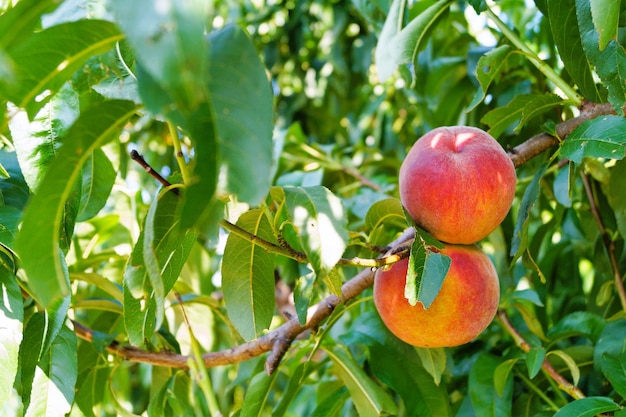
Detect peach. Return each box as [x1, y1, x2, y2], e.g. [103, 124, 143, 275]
[373, 244, 499, 347]
[399, 126, 516, 244]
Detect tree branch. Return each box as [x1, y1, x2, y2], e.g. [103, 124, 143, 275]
[72, 101, 622, 374]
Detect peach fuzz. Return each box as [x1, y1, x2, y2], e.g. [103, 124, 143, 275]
[373, 244, 500, 348]
[399, 126, 516, 244]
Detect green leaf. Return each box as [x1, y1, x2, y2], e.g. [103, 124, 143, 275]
[481, 94, 564, 138]
[272, 185, 348, 278]
[494, 359, 518, 397]
[546, 311, 605, 342]
[25, 325, 77, 417]
[240, 371, 277, 417]
[547, 350, 581, 385]
[546, 0, 602, 101]
[391, 0, 452, 69]
[294, 269, 316, 325]
[0, 0, 61, 49]
[415, 347, 446, 386]
[206, 24, 274, 205]
[526, 347, 546, 379]
[324, 345, 398, 417]
[577, 0, 626, 114]
[608, 159, 626, 239]
[468, 45, 514, 111]
[590, 0, 620, 50]
[10, 84, 79, 192]
[405, 232, 450, 309]
[469, 354, 513, 417]
[222, 209, 276, 341]
[0, 267, 23, 408]
[553, 397, 619, 417]
[0, 20, 123, 118]
[561, 115, 626, 162]
[77, 149, 116, 222]
[598, 350, 626, 399]
[16, 99, 137, 307]
[511, 162, 548, 261]
[375, 0, 405, 82]
[509, 289, 544, 307]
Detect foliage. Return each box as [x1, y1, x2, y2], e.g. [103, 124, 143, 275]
[0, 0, 625, 416]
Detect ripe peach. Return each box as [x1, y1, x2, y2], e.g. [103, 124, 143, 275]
[399, 126, 516, 244]
[373, 244, 499, 347]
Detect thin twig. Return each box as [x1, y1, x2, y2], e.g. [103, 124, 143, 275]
[497, 310, 587, 400]
[580, 173, 626, 312]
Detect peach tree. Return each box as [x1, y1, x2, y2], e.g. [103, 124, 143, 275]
[0, 0, 625, 416]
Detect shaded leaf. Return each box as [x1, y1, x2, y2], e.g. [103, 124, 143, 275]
[222, 209, 276, 341]
[511, 162, 548, 261]
[607, 159, 626, 239]
[526, 347, 546, 379]
[494, 359, 518, 397]
[469, 354, 513, 417]
[240, 371, 277, 417]
[77, 149, 116, 222]
[415, 347, 446, 386]
[546, 311, 605, 342]
[561, 115, 626, 162]
[598, 350, 626, 399]
[0, 20, 122, 118]
[546, 1, 602, 101]
[553, 397, 619, 417]
[15, 99, 137, 307]
[324, 345, 398, 417]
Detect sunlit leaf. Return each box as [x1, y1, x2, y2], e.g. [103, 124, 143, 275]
[25, 325, 77, 417]
[405, 229, 450, 309]
[16, 99, 137, 307]
[0, 20, 123, 118]
[0, 267, 23, 409]
[561, 115, 626, 162]
[0, 0, 61, 49]
[240, 371, 277, 417]
[324, 345, 398, 417]
[494, 359, 518, 397]
[222, 209, 276, 341]
[415, 347, 446, 386]
[547, 350, 581, 385]
[577, 0, 626, 114]
[590, 0, 620, 50]
[553, 397, 619, 417]
[468, 45, 514, 111]
[481, 94, 564, 138]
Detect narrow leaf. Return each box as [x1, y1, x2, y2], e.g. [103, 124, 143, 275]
[553, 397, 619, 417]
[375, 0, 406, 81]
[590, 0, 620, 50]
[77, 149, 116, 222]
[415, 347, 446, 386]
[386, 0, 452, 80]
[481, 94, 564, 138]
[240, 371, 277, 417]
[405, 233, 450, 309]
[561, 115, 626, 162]
[0, 0, 61, 49]
[0, 267, 23, 408]
[0, 20, 123, 118]
[222, 209, 276, 341]
[548, 350, 581, 386]
[468, 45, 514, 111]
[16, 100, 137, 307]
[547, 0, 602, 101]
[607, 159, 626, 239]
[494, 359, 518, 397]
[511, 162, 548, 261]
[324, 345, 398, 417]
[526, 347, 546, 379]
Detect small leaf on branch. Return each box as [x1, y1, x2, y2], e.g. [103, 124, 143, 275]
[404, 228, 450, 309]
[468, 44, 514, 111]
[560, 115, 626, 162]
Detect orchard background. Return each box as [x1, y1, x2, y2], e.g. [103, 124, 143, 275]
[0, 0, 625, 416]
